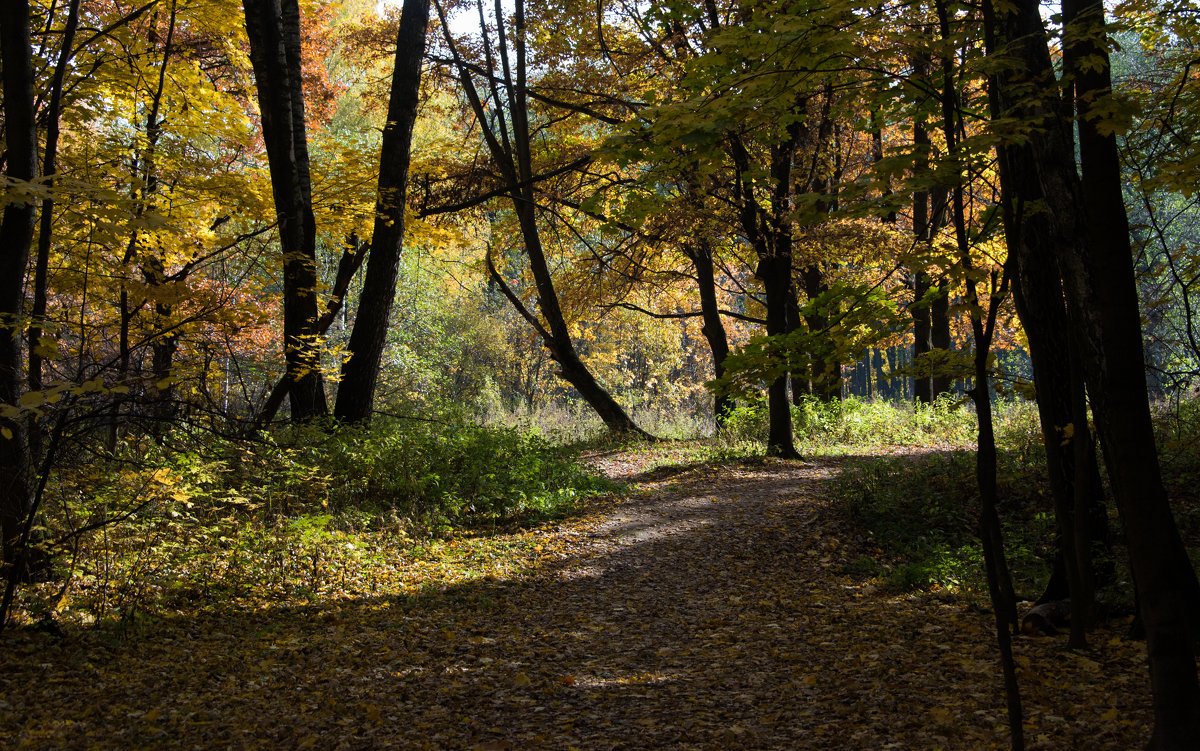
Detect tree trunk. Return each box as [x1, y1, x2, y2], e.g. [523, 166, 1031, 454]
[0, 0, 38, 574]
[1060, 0, 1200, 742]
[758, 253, 799, 457]
[685, 240, 734, 424]
[28, 0, 81, 404]
[987, 0, 1200, 743]
[334, 0, 430, 423]
[726, 119, 801, 457]
[434, 0, 645, 436]
[911, 111, 934, 405]
[991, 117, 1097, 647]
[929, 277, 953, 397]
[242, 0, 327, 421]
[799, 264, 841, 401]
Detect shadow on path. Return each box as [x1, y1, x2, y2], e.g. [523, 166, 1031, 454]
[1, 454, 1149, 750]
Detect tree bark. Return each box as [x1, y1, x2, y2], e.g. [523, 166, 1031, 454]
[929, 277, 952, 397]
[242, 0, 327, 421]
[991, 114, 1096, 647]
[726, 123, 801, 458]
[0, 0, 38, 574]
[1059, 0, 1200, 743]
[28, 0, 81, 404]
[334, 0, 430, 423]
[683, 239, 734, 424]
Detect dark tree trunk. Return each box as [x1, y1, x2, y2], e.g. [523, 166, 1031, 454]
[986, 0, 1200, 744]
[786, 288, 808, 404]
[983, 7, 1105, 641]
[684, 240, 734, 424]
[991, 112, 1098, 647]
[795, 93, 841, 403]
[799, 264, 839, 401]
[910, 108, 953, 404]
[911, 113, 934, 405]
[934, 3, 1024, 743]
[1060, 0, 1200, 743]
[912, 269, 933, 405]
[726, 119, 802, 458]
[758, 253, 799, 457]
[929, 277, 953, 397]
[28, 0, 81, 404]
[243, 0, 327, 421]
[0, 0, 37, 574]
[334, 0, 430, 423]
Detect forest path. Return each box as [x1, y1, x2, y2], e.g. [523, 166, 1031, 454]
[4, 449, 1150, 749]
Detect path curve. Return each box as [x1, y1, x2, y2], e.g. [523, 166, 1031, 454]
[2, 450, 1152, 749]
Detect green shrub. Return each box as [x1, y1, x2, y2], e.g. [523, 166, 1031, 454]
[792, 394, 977, 447]
[216, 417, 620, 528]
[11, 418, 618, 629]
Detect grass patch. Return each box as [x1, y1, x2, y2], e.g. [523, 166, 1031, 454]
[830, 401, 1055, 597]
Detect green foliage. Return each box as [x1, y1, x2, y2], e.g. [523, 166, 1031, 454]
[791, 395, 977, 447]
[709, 284, 907, 404]
[831, 401, 1058, 596]
[215, 418, 620, 528]
[11, 419, 617, 629]
[1154, 397, 1200, 548]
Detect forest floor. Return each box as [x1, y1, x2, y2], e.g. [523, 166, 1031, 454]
[2, 446, 1154, 750]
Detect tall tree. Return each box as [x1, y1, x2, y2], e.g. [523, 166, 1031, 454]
[986, 0, 1200, 743]
[334, 0, 430, 422]
[27, 0, 82, 404]
[242, 0, 328, 421]
[1061, 0, 1200, 741]
[728, 123, 803, 458]
[0, 0, 38, 575]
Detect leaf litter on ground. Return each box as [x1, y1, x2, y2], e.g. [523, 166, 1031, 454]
[1, 445, 1153, 749]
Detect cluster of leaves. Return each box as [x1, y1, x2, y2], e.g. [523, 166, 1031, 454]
[12, 419, 617, 629]
[709, 284, 909, 404]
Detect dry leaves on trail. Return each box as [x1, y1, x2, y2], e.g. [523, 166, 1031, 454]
[2, 449, 1152, 749]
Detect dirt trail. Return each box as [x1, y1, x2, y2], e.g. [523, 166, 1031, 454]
[2, 451, 1152, 749]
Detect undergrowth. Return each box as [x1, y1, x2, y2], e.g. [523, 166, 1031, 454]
[10, 417, 618, 632]
[705, 394, 978, 460]
[831, 397, 1200, 605]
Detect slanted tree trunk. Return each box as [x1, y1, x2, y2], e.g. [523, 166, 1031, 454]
[683, 239, 734, 424]
[28, 0, 81, 402]
[932, 4, 1024, 745]
[334, 0, 430, 422]
[242, 0, 327, 421]
[1060, 0, 1200, 743]
[434, 0, 645, 436]
[992, 125, 1098, 646]
[0, 0, 38, 575]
